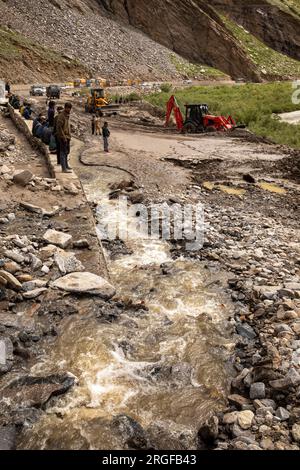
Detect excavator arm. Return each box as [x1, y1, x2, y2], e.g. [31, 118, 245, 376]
[165, 95, 184, 131]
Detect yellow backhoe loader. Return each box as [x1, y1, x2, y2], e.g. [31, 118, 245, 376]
[85, 88, 119, 113]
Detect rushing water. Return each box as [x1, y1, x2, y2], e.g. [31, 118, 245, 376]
[19, 167, 234, 450]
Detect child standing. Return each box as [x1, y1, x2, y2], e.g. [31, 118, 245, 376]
[102, 122, 110, 153]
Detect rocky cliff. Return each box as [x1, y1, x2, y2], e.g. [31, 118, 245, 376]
[99, 0, 261, 81]
[210, 0, 300, 61]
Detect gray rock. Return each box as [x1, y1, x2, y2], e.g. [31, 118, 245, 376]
[7, 213, 16, 221]
[223, 412, 238, 425]
[0, 314, 21, 329]
[20, 202, 60, 217]
[275, 407, 290, 421]
[43, 230, 72, 249]
[30, 254, 43, 271]
[254, 399, 276, 410]
[270, 369, 300, 390]
[4, 250, 25, 264]
[22, 288, 47, 299]
[54, 249, 84, 275]
[41, 265, 50, 274]
[285, 282, 300, 291]
[236, 323, 257, 340]
[254, 285, 281, 300]
[0, 374, 75, 408]
[13, 170, 33, 186]
[51, 272, 116, 299]
[0, 336, 14, 375]
[278, 288, 296, 299]
[112, 414, 149, 449]
[275, 324, 293, 334]
[22, 280, 47, 291]
[250, 382, 266, 399]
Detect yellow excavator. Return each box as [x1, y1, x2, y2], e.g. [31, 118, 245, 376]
[85, 88, 119, 113]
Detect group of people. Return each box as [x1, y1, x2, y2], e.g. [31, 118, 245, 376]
[32, 101, 73, 173]
[8, 84, 111, 168]
[8, 94, 33, 120]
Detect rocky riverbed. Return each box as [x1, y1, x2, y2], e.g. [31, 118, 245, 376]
[1, 100, 300, 451]
[0, 113, 111, 449]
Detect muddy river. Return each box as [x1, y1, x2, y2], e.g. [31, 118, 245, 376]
[19, 166, 234, 450]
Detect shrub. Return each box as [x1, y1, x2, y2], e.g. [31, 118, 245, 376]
[160, 83, 172, 93]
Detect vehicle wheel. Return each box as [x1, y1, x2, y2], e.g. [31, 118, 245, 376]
[206, 126, 216, 133]
[183, 122, 196, 134]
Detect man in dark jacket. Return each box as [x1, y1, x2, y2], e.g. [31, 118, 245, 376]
[56, 102, 72, 173]
[102, 121, 110, 152]
[53, 106, 63, 165]
[47, 101, 56, 127]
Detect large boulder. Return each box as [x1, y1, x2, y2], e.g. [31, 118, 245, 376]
[0, 374, 75, 408]
[13, 170, 33, 186]
[51, 272, 116, 299]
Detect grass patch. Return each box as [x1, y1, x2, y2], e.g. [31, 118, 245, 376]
[170, 54, 227, 80]
[221, 15, 300, 79]
[147, 82, 300, 148]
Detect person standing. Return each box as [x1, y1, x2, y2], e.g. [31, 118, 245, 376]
[47, 101, 56, 127]
[102, 121, 110, 153]
[56, 102, 73, 173]
[53, 106, 63, 165]
[91, 114, 96, 135]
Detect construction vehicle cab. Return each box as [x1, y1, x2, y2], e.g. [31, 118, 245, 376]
[184, 104, 209, 133]
[85, 88, 109, 113]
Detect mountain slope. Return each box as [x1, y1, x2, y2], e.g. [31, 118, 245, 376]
[0, 0, 299, 83]
[99, 0, 261, 81]
[210, 0, 300, 61]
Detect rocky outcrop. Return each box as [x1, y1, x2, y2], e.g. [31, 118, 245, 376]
[211, 0, 300, 61]
[101, 0, 261, 81]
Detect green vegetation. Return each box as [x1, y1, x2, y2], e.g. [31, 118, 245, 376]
[147, 82, 300, 148]
[160, 83, 172, 93]
[0, 26, 81, 67]
[170, 54, 227, 80]
[110, 92, 141, 102]
[270, 0, 300, 18]
[221, 15, 300, 79]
